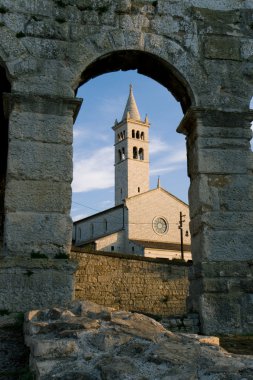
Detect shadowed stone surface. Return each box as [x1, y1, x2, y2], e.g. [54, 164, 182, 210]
[25, 301, 253, 380]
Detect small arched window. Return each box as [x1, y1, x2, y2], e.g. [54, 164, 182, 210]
[120, 132, 124, 140]
[132, 130, 135, 138]
[136, 131, 140, 139]
[122, 147, 125, 160]
[139, 148, 144, 160]
[118, 133, 121, 141]
[133, 147, 138, 159]
[138, 187, 140, 193]
[141, 132, 144, 140]
[118, 149, 122, 161]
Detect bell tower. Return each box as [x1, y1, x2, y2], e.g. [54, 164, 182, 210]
[113, 85, 150, 205]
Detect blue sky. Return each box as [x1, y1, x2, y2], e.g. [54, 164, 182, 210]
[71, 71, 253, 221]
[71, 70, 188, 221]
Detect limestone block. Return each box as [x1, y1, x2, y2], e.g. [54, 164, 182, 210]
[0, 26, 27, 59]
[190, 0, 249, 11]
[9, 111, 73, 144]
[116, 0, 131, 13]
[22, 37, 67, 60]
[192, 229, 253, 261]
[188, 174, 220, 218]
[0, 0, 54, 16]
[0, 258, 76, 311]
[200, 294, 242, 335]
[5, 180, 71, 213]
[194, 8, 241, 36]
[203, 35, 241, 60]
[32, 339, 78, 358]
[25, 19, 69, 41]
[191, 212, 253, 234]
[7, 140, 72, 181]
[188, 148, 249, 175]
[4, 212, 72, 256]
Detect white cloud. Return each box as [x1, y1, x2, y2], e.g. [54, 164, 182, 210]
[72, 146, 114, 193]
[149, 138, 171, 155]
[150, 146, 186, 175]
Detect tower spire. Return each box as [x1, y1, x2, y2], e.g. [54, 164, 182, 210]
[122, 84, 141, 121]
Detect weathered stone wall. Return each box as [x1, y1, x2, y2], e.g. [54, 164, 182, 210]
[71, 251, 189, 317]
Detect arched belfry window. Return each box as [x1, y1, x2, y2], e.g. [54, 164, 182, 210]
[136, 131, 140, 139]
[118, 133, 120, 141]
[132, 130, 135, 138]
[122, 147, 125, 160]
[141, 132, 144, 140]
[139, 148, 144, 160]
[118, 149, 122, 162]
[133, 147, 138, 159]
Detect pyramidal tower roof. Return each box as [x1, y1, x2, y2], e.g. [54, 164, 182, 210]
[122, 84, 141, 121]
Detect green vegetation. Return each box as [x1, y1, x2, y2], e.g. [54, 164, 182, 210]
[0, 6, 8, 13]
[24, 269, 33, 277]
[56, 0, 67, 7]
[54, 253, 69, 259]
[0, 309, 9, 316]
[31, 252, 48, 259]
[0, 368, 35, 380]
[55, 17, 66, 23]
[16, 31, 26, 38]
[97, 5, 109, 15]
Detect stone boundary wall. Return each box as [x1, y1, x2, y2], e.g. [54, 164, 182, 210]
[71, 250, 191, 317]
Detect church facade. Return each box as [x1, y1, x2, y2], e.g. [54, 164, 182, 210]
[73, 86, 191, 260]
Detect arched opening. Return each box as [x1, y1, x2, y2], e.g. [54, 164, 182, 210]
[122, 147, 125, 160]
[78, 50, 193, 113]
[0, 65, 11, 251]
[139, 148, 144, 160]
[72, 49, 193, 263]
[70, 52, 194, 328]
[72, 51, 193, 221]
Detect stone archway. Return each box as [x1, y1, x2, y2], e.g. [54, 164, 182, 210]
[0, 1, 252, 336]
[74, 47, 253, 335]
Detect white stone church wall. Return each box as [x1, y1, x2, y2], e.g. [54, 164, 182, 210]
[74, 207, 124, 246]
[126, 189, 191, 245]
[95, 231, 125, 253]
